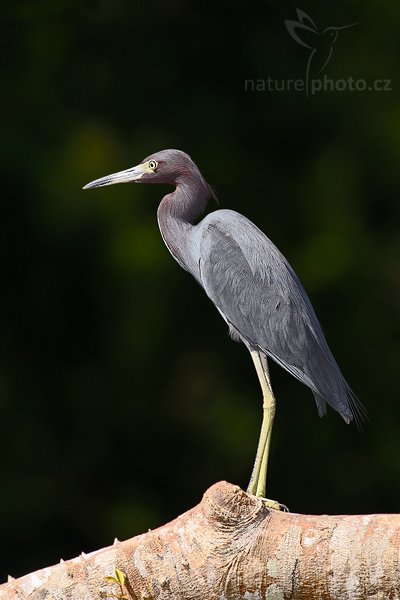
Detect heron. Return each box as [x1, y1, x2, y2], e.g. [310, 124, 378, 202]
[83, 149, 364, 508]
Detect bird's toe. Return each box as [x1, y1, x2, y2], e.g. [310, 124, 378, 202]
[259, 497, 289, 512]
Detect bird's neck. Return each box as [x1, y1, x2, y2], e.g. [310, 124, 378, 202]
[157, 175, 210, 274]
[159, 174, 210, 223]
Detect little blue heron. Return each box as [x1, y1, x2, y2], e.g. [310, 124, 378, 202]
[83, 149, 364, 508]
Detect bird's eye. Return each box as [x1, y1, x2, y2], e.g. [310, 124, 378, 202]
[148, 160, 158, 171]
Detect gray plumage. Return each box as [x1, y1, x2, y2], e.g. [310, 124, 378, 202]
[153, 150, 361, 426]
[197, 209, 360, 423]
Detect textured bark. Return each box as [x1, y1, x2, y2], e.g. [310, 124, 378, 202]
[2, 481, 400, 599]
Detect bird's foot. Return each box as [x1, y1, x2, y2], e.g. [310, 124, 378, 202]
[257, 496, 289, 512]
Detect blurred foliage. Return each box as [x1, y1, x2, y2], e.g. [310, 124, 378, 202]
[1, 0, 400, 580]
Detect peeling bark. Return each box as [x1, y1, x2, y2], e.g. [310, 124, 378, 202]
[2, 481, 400, 599]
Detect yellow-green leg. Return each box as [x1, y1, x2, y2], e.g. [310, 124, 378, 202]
[247, 351, 284, 510]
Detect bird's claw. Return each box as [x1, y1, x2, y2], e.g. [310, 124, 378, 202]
[258, 497, 289, 512]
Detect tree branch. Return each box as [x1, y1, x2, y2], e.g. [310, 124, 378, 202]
[2, 481, 400, 599]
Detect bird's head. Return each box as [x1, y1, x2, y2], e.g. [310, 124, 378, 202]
[83, 149, 203, 189]
[321, 21, 360, 41]
[323, 28, 339, 44]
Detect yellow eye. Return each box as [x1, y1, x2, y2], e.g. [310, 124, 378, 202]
[148, 160, 158, 171]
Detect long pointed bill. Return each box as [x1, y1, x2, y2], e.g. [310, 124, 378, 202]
[335, 21, 361, 31]
[83, 162, 150, 190]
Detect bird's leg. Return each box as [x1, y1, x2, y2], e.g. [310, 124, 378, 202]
[247, 351, 281, 508]
[257, 353, 275, 496]
[247, 351, 275, 497]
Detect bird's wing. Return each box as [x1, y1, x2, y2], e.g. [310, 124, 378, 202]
[198, 210, 361, 423]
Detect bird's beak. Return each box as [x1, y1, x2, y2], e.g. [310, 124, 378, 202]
[334, 21, 361, 31]
[82, 162, 150, 190]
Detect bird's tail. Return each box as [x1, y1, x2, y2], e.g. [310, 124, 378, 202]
[314, 381, 367, 431]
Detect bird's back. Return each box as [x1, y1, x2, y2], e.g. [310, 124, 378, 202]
[195, 209, 363, 425]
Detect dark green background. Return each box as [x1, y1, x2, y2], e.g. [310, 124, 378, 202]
[1, 0, 399, 581]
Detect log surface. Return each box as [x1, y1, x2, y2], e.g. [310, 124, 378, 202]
[2, 481, 400, 599]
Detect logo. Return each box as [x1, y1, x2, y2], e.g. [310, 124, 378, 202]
[243, 10, 392, 96]
[285, 9, 359, 96]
